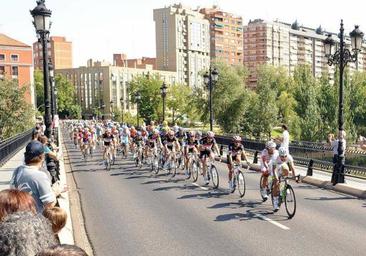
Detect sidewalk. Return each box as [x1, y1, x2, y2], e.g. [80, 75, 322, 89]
[0, 139, 74, 244]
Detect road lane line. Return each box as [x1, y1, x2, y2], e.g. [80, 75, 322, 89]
[192, 183, 209, 191]
[254, 213, 290, 230]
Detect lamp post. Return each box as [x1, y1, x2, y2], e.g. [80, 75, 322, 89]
[203, 67, 219, 132]
[48, 60, 55, 120]
[135, 91, 141, 127]
[120, 97, 124, 124]
[110, 100, 114, 120]
[31, 0, 52, 138]
[323, 20, 364, 185]
[101, 103, 106, 120]
[160, 82, 167, 122]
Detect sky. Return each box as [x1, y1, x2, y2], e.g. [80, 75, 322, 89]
[1, 0, 366, 67]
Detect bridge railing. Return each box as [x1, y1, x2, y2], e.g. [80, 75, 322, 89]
[0, 129, 33, 167]
[215, 135, 366, 179]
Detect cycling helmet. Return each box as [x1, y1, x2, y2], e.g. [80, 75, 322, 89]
[233, 135, 242, 142]
[189, 130, 196, 137]
[168, 130, 175, 136]
[154, 129, 160, 134]
[266, 141, 276, 149]
[278, 147, 288, 157]
[162, 120, 168, 126]
[207, 131, 215, 138]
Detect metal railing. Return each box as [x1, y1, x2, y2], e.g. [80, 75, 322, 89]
[0, 129, 33, 167]
[216, 135, 366, 179]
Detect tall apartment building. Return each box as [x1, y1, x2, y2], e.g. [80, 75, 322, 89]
[56, 61, 177, 118]
[154, 4, 210, 87]
[243, 19, 366, 87]
[200, 6, 243, 65]
[33, 36, 72, 70]
[113, 54, 157, 69]
[0, 33, 35, 106]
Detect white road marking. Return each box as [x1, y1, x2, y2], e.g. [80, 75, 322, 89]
[254, 213, 290, 230]
[192, 183, 209, 191]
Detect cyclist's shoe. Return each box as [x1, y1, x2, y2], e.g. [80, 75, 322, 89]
[273, 196, 280, 212]
[261, 188, 268, 202]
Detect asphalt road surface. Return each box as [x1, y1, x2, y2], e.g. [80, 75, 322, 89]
[63, 135, 366, 256]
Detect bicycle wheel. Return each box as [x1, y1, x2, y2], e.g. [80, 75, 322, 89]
[284, 185, 296, 219]
[171, 162, 177, 178]
[135, 155, 139, 167]
[191, 160, 199, 182]
[237, 170, 246, 198]
[210, 165, 219, 189]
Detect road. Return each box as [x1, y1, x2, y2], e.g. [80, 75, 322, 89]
[63, 134, 366, 256]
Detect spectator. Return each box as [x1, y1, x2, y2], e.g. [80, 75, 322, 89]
[275, 124, 290, 153]
[39, 135, 58, 161]
[36, 244, 88, 256]
[32, 129, 42, 141]
[0, 189, 36, 222]
[10, 141, 56, 213]
[358, 135, 366, 150]
[328, 131, 347, 164]
[0, 211, 57, 256]
[43, 207, 67, 234]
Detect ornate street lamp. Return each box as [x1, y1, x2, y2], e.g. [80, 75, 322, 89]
[48, 60, 55, 120]
[31, 0, 52, 138]
[120, 97, 124, 124]
[323, 20, 364, 185]
[135, 92, 141, 126]
[160, 82, 167, 122]
[203, 67, 219, 131]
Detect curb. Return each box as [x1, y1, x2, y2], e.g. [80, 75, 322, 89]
[216, 156, 366, 200]
[57, 129, 75, 244]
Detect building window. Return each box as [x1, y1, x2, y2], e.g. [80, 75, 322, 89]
[0, 66, 4, 79]
[12, 66, 18, 78]
[11, 54, 19, 62]
[0, 54, 5, 61]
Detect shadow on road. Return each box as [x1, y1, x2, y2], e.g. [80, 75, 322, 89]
[304, 196, 356, 201]
[153, 184, 198, 192]
[177, 190, 229, 200]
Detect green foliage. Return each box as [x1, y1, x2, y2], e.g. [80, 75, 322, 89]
[128, 74, 164, 123]
[166, 84, 194, 124]
[55, 74, 82, 119]
[0, 79, 34, 140]
[34, 69, 44, 113]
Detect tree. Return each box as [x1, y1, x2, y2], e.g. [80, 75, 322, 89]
[166, 84, 193, 124]
[292, 65, 322, 141]
[128, 74, 165, 123]
[55, 74, 81, 118]
[34, 69, 44, 113]
[0, 79, 34, 140]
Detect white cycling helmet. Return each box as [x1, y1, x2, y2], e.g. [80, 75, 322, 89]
[266, 141, 276, 149]
[278, 147, 288, 157]
[207, 131, 215, 138]
[233, 135, 242, 142]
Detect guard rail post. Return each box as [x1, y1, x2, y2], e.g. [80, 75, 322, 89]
[253, 150, 258, 164]
[307, 159, 314, 176]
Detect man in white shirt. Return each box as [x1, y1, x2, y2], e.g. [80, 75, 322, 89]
[275, 124, 290, 153]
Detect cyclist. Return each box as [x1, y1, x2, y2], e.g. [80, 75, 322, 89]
[133, 131, 145, 163]
[102, 128, 115, 165]
[271, 147, 297, 212]
[162, 130, 180, 169]
[119, 126, 130, 158]
[227, 136, 249, 190]
[259, 141, 278, 201]
[80, 128, 91, 159]
[199, 131, 220, 185]
[183, 130, 199, 178]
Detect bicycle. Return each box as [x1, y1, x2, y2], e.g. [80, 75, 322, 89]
[186, 152, 199, 181]
[104, 146, 113, 171]
[229, 162, 247, 198]
[260, 175, 299, 219]
[134, 144, 143, 169]
[163, 150, 178, 177]
[198, 155, 219, 189]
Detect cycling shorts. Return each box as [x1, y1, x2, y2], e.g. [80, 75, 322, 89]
[199, 149, 211, 159]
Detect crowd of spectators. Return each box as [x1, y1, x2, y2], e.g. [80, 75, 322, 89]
[0, 123, 88, 256]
